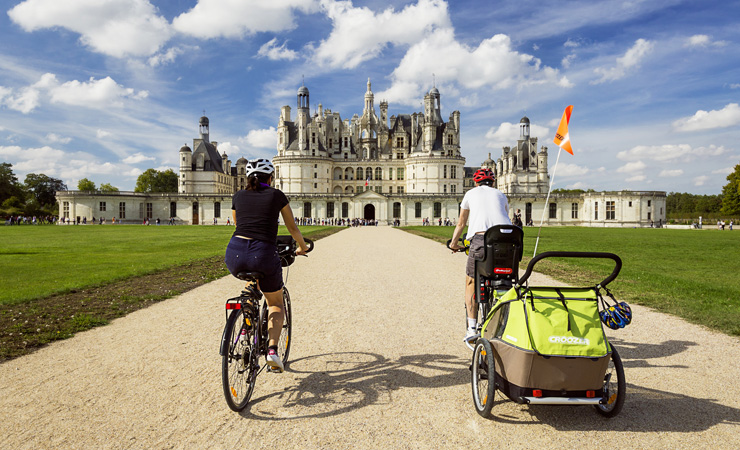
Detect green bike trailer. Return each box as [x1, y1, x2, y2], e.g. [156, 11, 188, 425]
[473, 251, 626, 417]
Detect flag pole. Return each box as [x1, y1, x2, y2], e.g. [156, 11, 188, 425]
[533, 145, 563, 257]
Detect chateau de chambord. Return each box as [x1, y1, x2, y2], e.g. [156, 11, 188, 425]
[57, 81, 666, 227]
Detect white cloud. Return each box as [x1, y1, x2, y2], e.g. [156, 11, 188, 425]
[378, 28, 570, 105]
[45, 133, 72, 144]
[484, 121, 549, 149]
[626, 174, 646, 182]
[561, 53, 576, 69]
[148, 46, 188, 67]
[564, 39, 580, 48]
[694, 175, 709, 186]
[712, 167, 734, 175]
[617, 144, 727, 162]
[556, 163, 590, 178]
[685, 34, 728, 48]
[565, 181, 587, 189]
[672, 103, 740, 132]
[258, 38, 299, 61]
[8, 0, 172, 58]
[592, 38, 653, 84]
[244, 127, 277, 149]
[217, 142, 241, 156]
[731, 84, 740, 89]
[122, 153, 155, 164]
[97, 130, 112, 139]
[3, 73, 150, 113]
[314, 0, 450, 69]
[173, 0, 317, 39]
[659, 169, 683, 177]
[616, 161, 646, 173]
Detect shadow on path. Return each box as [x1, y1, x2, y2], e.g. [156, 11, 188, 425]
[240, 352, 468, 420]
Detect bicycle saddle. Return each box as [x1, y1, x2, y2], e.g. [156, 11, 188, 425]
[235, 272, 264, 282]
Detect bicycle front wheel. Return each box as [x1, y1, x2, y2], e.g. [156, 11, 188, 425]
[222, 310, 258, 412]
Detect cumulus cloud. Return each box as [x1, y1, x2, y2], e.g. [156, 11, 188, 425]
[97, 129, 112, 139]
[484, 121, 549, 149]
[712, 167, 734, 175]
[378, 28, 570, 105]
[659, 169, 683, 177]
[0, 73, 149, 113]
[616, 161, 646, 173]
[217, 142, 241, 156]
[626, 174, 646, 182]
[258, 38, 299, 61]
[672, 103, 740, 132]
[313, 0, 450, 69]
[617, 144, 727, 162]
[684, 34, 728, 48]
[592, 38, 653, 84]
[173, 0, 317, 39]
[8, 0, 172, 58]
[122, 153, 155, 164]
[244, 127, 277, 149]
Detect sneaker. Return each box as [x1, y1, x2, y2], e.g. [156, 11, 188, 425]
[266, 348, 284, 373]
[463, 327, 479, 343]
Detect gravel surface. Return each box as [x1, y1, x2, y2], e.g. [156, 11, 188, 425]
[1, 226, 739, 449]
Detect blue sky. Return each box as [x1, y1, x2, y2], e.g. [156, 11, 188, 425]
[1, 0, 739, 194]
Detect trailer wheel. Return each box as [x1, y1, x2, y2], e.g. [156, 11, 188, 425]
[595, 345, 626, 417]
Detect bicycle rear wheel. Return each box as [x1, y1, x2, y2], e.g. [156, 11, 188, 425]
[471, 338, 496, 417]
[260, 287, 292, 364]
[222, 310, 258, 412]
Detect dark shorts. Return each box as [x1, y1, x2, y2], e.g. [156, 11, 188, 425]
[224, 237, 283, 292]
[466, 234, 485, 278]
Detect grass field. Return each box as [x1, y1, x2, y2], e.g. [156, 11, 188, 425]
[402, 226, 740, 336]
[0, 225, 331, 306]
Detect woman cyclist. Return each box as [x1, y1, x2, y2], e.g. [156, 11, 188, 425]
[224, 158, 309, 372]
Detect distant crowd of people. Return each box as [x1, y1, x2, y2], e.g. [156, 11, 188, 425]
[4, 215, 57, 225]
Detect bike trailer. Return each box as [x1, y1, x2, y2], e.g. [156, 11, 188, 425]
[481, 251, 622, 405]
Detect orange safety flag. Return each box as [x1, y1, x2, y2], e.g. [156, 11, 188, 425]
[553, 105, 574, 155]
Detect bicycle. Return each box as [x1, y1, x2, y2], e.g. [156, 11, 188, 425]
[447, 224, 524, 350]
[219, 236, 314, 412]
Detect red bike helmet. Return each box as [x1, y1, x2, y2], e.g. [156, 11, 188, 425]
[473, 168, 495, 184]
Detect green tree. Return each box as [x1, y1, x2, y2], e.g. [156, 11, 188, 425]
[134, 168, 178, 193]
[1, 162, 24, 205]
[77, 178, 96, 191]
[23, 173, 66, 207]
[99, 183, 119, 192]
[720, 164, 740, 215]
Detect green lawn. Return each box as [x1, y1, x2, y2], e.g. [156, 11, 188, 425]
[402, 226, 740, 336]
[0, 225, 332, 306]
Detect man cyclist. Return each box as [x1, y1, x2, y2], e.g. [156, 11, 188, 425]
[449, 168, 512, 343]
[224, 158, 309, 372]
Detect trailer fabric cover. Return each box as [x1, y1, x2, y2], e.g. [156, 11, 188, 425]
[494, 287, 609, 358]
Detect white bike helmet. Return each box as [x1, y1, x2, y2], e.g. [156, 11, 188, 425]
[246, 158, 275, 176]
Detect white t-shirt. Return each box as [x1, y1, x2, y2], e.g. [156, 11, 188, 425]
[460, 185, 512, 239]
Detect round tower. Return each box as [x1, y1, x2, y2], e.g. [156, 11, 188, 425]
[199, 116, 209, 142]
[179, 143, 192, 193]
[519, 116, 530, 139]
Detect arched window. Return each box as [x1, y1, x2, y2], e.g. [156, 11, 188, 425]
[366, 167, 373, 180]
[375, 167, 382, 180]
[357, 167, 363, 180]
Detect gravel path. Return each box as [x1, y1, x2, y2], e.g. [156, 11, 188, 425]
[1, 226, 739, 449]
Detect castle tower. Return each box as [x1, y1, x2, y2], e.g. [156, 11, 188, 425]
[178, 143, 192, 193]
[297, 85, 309, 152]
[199, 116, 209, 143]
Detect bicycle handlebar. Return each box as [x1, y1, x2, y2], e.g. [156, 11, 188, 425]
[446, 238, 469, 253]
[517, 251, 622, 288]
